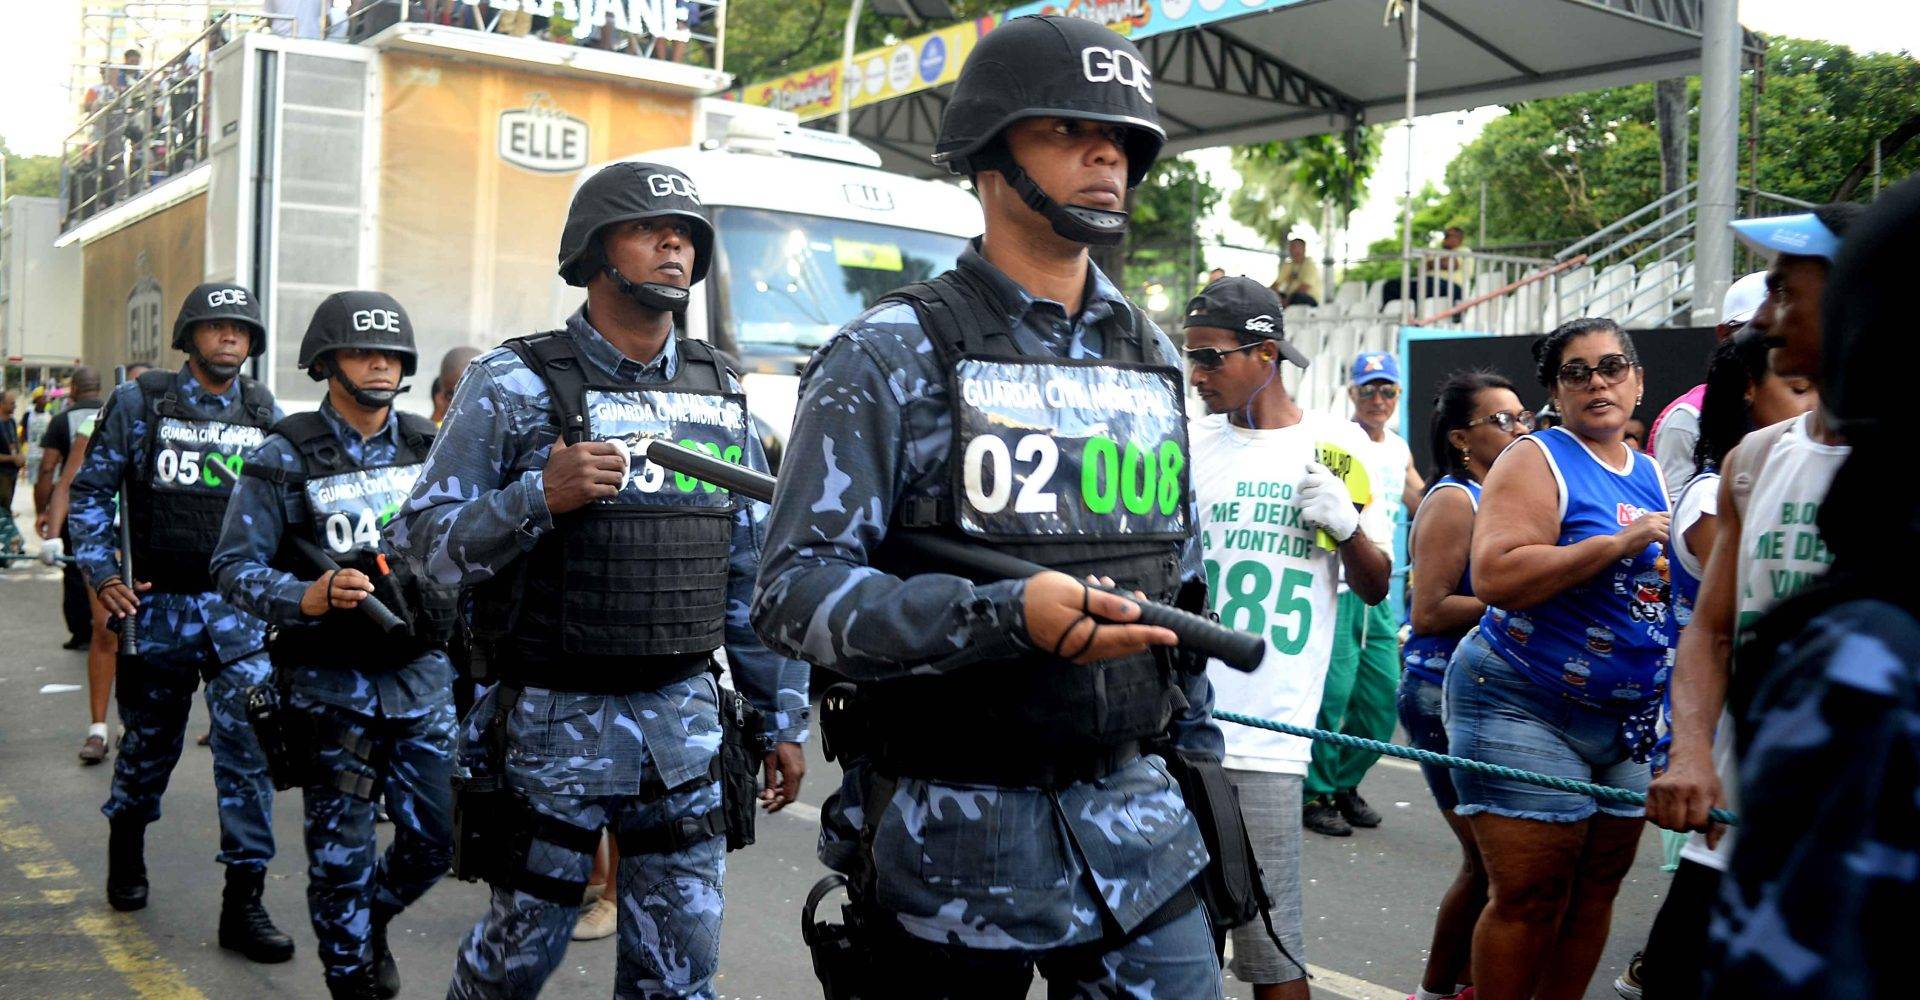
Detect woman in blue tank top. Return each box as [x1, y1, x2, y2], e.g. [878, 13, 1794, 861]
[1446, 318, 1675, 998]
[1397, 370, 1529, 1000]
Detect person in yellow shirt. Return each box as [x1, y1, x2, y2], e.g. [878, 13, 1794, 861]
[1271, 238, 1321, 306]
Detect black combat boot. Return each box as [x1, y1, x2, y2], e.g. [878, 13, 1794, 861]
[327, 966, 387, 1000]
[218, 866, 296, 963]
[370, 903, 401, 999]
[106, 817, 149, 911]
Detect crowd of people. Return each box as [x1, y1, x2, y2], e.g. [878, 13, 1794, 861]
[6, 14, 1914, 1000]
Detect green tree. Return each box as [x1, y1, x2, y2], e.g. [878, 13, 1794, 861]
[723, 0, 1003, 87]
[0, 137, 60, 200]
[1118, 156, 1224, 325]
[1433, 37, 1920, 249]
[1228, 127, 1383, 249]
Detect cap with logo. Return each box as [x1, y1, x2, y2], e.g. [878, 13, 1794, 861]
[298, 290, 418, 379]
[1730, 213, 1844, 262]
[557, 161, 713, 287]
[1181, 277, 1308, 367]
[1720, 270, 1767, 326]
[172, 281, 266, 356]
[934, 15, 1164, 246]
[1349, 351, 1400, 385]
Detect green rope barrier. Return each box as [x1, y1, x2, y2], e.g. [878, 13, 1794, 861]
[1214, 709, 1739, 827]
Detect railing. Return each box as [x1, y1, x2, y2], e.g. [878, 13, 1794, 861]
[1416, 255, 1589, 327]
[59, 1, 726, 231]
[59, 15, 262, 230]
[328, 0, 724, 67]
[1552, 184, 1818, 331]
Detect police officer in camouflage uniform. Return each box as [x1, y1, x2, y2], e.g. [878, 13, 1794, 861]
[752, 16, 1225, 997]
[392, 161, 810, 999]
[68, 281, 295, 961]
[212, 291, 457, 999]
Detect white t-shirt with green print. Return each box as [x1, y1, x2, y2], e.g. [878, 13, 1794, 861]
[1195, 409, 1376, 774]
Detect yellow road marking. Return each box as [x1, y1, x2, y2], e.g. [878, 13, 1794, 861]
[0, 793, 205, 999]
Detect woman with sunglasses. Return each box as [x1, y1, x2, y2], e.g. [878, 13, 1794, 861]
[1398, 370, 1529, 1000]
[1452, 317, 1675, 998]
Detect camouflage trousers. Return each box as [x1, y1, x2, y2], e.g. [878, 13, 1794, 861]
[867, 895, 1223, 998]
[299, 698, 456, 986]
[101, 644, 275, 869]
[446, 778, 726, 1000]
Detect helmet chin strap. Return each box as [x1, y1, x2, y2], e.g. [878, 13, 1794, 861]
[604, 264, 691, 313]
[189, 345, 243, 383]
[987, 150, 1130, 246]
[326, 364, 409, 410]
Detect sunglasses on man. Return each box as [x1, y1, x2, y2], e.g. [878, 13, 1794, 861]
[1353, 383, 1399, 401]
[1183, 343, 1265, 371]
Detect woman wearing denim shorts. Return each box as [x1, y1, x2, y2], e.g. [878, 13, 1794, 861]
[1455, 318, 1676, 998]
[1398, 370, 1529, 1000]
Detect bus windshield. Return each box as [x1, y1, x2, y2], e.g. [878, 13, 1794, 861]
[713, 206, 967, 352]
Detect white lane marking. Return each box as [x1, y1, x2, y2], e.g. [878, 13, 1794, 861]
[1306, 963, 1405, 1000]
[780, 801, 822, 823]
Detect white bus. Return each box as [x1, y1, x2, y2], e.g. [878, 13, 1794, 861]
[561, 110, 983, 464]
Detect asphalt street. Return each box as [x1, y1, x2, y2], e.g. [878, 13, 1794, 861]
[0, 555, 1665, 1000]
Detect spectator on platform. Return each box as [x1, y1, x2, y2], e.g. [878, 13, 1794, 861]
[1207, 267, 1227, 283]
[1271, 238, 1321, 307]
[115, 49, 144, 89]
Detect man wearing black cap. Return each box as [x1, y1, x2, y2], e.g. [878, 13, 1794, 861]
[66, 281, 294, 959]
[753, 15, 1225, 995]
[1698, 176, 1920, 1000]
[394, 162, 808, 998]
[1186, 277, 1389, 998]
[212, 291, 457, 999]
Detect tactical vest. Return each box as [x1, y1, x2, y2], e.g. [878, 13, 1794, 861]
[472, 332, 748, 693]
[865, 268, 1194, 773]
[125, 369, 276, 594]
[251, 410, 458, 672]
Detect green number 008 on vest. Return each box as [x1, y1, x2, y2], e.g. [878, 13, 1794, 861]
[951, 358, 1190, 541]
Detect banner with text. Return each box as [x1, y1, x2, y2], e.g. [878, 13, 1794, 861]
[738, 0, 1310, 123]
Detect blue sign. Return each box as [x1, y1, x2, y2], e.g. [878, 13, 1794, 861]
[919, 35, 948, 83]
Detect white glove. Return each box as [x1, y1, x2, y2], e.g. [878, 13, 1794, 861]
[1299, 461, 1360, 543]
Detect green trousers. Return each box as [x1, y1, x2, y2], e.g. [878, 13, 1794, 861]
[1305, 591, 1401, 798]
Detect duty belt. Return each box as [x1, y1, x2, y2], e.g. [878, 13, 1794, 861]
[874, 739, 1142, 790]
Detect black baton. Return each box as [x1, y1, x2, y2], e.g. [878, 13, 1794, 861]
[635, 439, 1265, 672]
[113, 365, 139, 657]
[289, 536, 408, 634]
